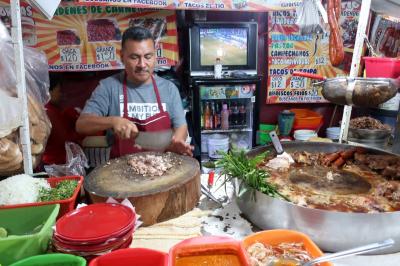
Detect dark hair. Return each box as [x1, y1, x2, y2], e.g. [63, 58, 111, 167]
[122, 26, 154, 48]
[49, 72, 62, 91]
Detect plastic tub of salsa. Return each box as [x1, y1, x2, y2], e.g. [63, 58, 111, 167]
[242, 229, 332, 266]
[169, 236, 249, 266]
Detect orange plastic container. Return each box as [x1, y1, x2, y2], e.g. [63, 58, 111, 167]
[242, 229, 332, 266]
[364, 57, 400, 78]
[169, 236, 250, 266]
[89, 248, 168, 266]
[290, 109, 323, 130]
[0, 176, 83, 219]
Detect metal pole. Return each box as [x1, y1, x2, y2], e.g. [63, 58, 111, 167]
[10, 0, 33, 174]
[338, 0, 371, 143]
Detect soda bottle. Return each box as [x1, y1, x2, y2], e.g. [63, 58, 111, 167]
[221, 104, 230, 130]
[200, 102, 204, 129]
[232, 102, 239, 126]
[204, 102, 212, 130]
[210, 102, 215, 129]
[214, 102, 221, 129]
[239, 104, 246, 126]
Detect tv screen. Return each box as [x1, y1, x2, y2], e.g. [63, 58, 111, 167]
[189, 22, 258, 77]
[199, 28, 248, 66]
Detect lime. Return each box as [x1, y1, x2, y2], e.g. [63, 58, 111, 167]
[0, 227, 7, 238]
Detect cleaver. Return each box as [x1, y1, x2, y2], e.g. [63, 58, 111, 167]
[134, 129, 173, 151]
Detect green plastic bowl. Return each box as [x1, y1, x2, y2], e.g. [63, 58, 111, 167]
[0, 204, 60, 266]
[10, 254, 86, 266]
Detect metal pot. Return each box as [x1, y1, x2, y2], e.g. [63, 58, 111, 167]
[292, 71, 399, 107]
[236, 142, 400, 254]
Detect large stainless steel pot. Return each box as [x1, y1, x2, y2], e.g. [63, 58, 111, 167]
[236, 142, 400, 254]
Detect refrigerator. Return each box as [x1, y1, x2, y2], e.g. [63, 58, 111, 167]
[190, 77, 261, 164]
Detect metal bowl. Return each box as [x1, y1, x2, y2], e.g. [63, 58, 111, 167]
[236, 142, 400, 254]
[348, 128, 391, 140]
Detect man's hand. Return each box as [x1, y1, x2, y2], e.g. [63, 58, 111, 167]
[112, 117, 139, 140]
[167, 136, 194, 156]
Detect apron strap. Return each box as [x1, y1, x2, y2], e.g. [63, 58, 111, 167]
[151, 76, 164, 112]
[123, 73, 129, 118]
[123, 74, 164, 118]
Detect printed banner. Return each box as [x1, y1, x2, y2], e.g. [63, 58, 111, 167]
[77, 0, 302, 11]
[267, 1, 361, 104]
[0, 0, 179, 71]
[370, 14, 400, 58]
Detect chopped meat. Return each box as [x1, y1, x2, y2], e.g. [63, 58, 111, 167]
[376, 182, 400, 202]
[266, 157, 291, 171]
[127, 153, 176, 177]
[349, 116, 392, 130]
[354, 152, 367, 163]
[382, 166, 397, 178]
[368, 159, 389, 170]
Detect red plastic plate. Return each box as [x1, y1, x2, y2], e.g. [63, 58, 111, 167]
[56, 203, 135, 241]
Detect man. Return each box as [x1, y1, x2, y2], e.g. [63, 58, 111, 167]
[76, 26, 192, 157]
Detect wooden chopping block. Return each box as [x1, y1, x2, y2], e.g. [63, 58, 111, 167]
[84, 152, 201, 226]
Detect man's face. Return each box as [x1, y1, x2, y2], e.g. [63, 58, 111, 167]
[121, 39, 156, 85]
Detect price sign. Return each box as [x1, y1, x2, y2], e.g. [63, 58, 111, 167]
[271, 76, 286, 89]
[290, 76, 306, 89]
[96, 46, 116, 62]
[60, 48, 81, 63]
[315, 56, 328, 66]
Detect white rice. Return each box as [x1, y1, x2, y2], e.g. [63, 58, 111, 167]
[0, 174, 51, 205]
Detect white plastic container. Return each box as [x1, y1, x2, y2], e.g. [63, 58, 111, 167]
[326, 127, 340, 140]
[208, 134, 229, 159]
[294, 130, 317, 141]
[201, 134, 208, 153]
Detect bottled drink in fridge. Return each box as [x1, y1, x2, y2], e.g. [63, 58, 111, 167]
[221, 104, 230, 130]
[239, 104, 246, 126]
[204, 102, 212, 130]
[214, 102, 221, 129]
[232, 102, 239, 126]
[210, 102, 215, 129]
[200, 102, 204, 129]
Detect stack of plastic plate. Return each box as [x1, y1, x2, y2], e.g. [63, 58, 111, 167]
[53, 203, 135, 258]
[326, 127, 340, 140]
[293, 130, 318, 141]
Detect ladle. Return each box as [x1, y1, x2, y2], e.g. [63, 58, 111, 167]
[269, 239, 394, 266]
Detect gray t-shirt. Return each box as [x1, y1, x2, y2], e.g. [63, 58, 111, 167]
[82, 72, 186, 128]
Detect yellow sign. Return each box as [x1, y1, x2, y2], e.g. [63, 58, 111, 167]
[0, 1, 179, 71]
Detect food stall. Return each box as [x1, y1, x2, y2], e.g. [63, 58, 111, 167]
[0, 0, 400, 265]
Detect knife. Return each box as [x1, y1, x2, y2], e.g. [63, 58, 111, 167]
[269, 131, 294, 163]
[134, 129, 173, 151]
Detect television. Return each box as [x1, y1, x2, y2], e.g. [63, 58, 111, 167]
[189, 22, 258, 77]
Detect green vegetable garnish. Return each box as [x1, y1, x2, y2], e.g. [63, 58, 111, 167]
[203, 161, 216, 168]
[38, 180, 78, 202]
[216, 149, 288, 201]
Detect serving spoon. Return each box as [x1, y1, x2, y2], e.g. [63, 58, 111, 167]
[268, 239, 394, 266]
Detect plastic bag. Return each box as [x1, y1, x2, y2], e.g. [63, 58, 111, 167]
[295, 0, 325, 35]
[44, 142, 89, 177]
[0, 90, 22, 138]
[0, 19, 51, 175]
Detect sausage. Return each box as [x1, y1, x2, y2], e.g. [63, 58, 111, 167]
[333, 157, 346, 168]
[323, 152, 341, 166]
[340, 148, 357, 160]
[328, 0, 344, 66]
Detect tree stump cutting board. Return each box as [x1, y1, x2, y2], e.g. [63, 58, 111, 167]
[84, 152, 201, 226]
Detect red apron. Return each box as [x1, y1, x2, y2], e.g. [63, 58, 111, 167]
[110, 74, 171, 158]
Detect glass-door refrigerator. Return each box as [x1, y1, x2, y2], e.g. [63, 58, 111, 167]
[191, 77, 261, 164]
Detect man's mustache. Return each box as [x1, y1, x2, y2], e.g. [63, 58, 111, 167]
[134, 69, 150, 73]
